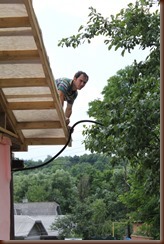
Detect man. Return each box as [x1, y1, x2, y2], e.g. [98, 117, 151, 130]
[55, 71, 89, 125]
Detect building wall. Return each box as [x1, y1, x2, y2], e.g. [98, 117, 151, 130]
[0, 136, 11, 240]
[131, 235, 153, 240]
[131, 222, 153, 240]
[132, 222, 143, 233]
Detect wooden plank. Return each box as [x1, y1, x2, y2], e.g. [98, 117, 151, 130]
[22, 128, 65, 138]
[16, 121, 62, 129]
[0, 0, 24, 4]
[0, 78, 47, 88]
[0, 1, 27, 17]
[12, 109, 59, 122]
[6, 94, 53, 99]
[8, 101, 55, 110]
[0, 50, 39, 61]
[2, 86, 50, 95]
[0, 28, 32, 36]
[0, 35, 36, 50]
[0, 127, 18, 138]
[0, 61, 44, 78]
[0, 89, 25, 143]
[0, 16, 30, 28]
[25, 137, 67, 145]
[0, 90, 17, 130]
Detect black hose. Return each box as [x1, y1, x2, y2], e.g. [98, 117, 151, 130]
[12, 120, 103, 172]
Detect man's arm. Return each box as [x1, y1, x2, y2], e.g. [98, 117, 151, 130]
[65, 103, 73, 125]
[58, 90, 72, 125]
[58, 90, 65, 106]
[65, 103, 72, 119]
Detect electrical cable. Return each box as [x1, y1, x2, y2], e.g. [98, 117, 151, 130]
[12, 119, 103, 172]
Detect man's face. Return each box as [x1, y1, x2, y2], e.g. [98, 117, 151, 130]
[74, 74, 88, 90]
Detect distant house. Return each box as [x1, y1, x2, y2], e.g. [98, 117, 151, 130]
[14, 202, 64, 240]
[15, 215, 48, 240]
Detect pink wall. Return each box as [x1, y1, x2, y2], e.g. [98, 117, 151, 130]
[0, 136, 11, 240]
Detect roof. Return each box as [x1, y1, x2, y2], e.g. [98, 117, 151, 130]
[14, 215, 64, 237]
[14, 202, 64, 237]
[0, 0, 70, 152]
[14, 215, 48, 237]
[31, 215, 63, 236]
[14, 202, 61, 216]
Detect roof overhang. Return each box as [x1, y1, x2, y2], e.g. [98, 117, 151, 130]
[0, 0, 70, 151]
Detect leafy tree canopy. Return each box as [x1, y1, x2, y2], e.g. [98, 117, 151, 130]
[56, 0, 160, 239]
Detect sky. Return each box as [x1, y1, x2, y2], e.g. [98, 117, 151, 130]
[14, 0, 151, 161]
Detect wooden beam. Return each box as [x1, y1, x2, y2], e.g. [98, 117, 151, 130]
[0, 78, 47, 88]
[0, 50, 39, 61]
[0, 0, 24, 4]
[0, 89, 25, 143]
[0, 127, 18, 138]
[0, 28, 32, 36]
[0, 112, 6, 128]
[16, 121, 62, 129]
[0, 16, 30, 28]
[6, 94, 52, 99]
[8, 101, 55, 110]
[25, 137, 67, 145]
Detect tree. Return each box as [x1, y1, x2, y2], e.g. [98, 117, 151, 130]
[13, 175, 29, 202]
[26, 173, 50, 202]
[57, 0, 160, 239]
[83, 64, 160, 238]
[48, 169, 78, 214]
[58, 0, 159, 60]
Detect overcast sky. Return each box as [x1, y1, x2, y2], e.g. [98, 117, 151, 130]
[14, 0, 151, 161]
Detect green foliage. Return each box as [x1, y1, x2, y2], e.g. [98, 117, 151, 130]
[51, 215, 77, 239]
[58, 0, 159, 56]
[13, 151, 160, 239]
[48, 169, 78, 214]
[13, 154, 131, 239]
[13, 175, 29, 202]
[82, 65, 160, 238]
[83, 66, 159, 160]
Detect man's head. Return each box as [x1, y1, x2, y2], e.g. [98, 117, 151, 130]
[73, 71, 89, 90]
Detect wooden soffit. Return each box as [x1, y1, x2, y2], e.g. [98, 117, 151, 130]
[0, 0, 70, 151]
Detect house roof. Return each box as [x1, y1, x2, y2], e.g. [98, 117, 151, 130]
[0, 0, 70, 152]
[14, 215, 63, 237]
[31, 215, 63, 236]
[14, 215, 48, 237]
[14, 202, 61, 216]
[14, 202, 64, 237]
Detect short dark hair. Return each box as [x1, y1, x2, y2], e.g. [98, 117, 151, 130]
[74, 71, 89, 81]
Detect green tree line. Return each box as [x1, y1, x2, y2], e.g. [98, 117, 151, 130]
[13, 152, 159, 239]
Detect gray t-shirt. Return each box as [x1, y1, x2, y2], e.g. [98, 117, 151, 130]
[55, 78, 78, 104]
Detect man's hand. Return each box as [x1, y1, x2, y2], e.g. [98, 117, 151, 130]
[67, 125, 74, 133]
[65, 117, 70, 125]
